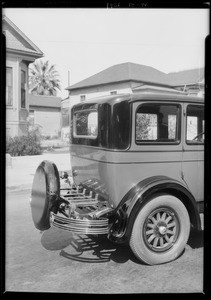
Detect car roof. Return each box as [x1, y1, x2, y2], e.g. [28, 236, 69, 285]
[130, 92, 204, 104]
[72, 91, 204, 110]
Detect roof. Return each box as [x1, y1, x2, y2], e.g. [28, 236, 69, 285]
[130, 91, 204, 104]
[2, 15, 43, 58]
[72, 91, 204, 110]
[66, 62, 205, 91]
[28, 94, 61, 108]
[167, 68, 204, 86]
[132, 84, 188, 95]
[66, 62, 171, 90]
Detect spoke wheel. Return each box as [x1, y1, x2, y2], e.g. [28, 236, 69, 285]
[129, 195, 190, 265]
[143, 208, 179, 252]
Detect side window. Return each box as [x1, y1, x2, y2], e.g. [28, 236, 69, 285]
[6, 67, 13, 106]
[186, 105, 204, 143]
[21, 70, 26, 108]
[136, 103, 180, 143]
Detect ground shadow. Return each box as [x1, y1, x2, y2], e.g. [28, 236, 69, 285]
[187, 229, 204, 249]
[60, 234, 142, 264]
[41, 226, 203, 265]
[41, 226, 141, 264]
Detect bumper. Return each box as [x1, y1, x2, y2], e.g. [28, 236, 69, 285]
[51, 212, 109, 234]
[51, 182, 113, 235]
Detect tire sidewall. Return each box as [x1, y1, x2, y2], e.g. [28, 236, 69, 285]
[31, 160, 60, 231]
[130, 195, 190, 265]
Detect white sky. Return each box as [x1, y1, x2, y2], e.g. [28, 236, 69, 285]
[3, 8, 209, 99]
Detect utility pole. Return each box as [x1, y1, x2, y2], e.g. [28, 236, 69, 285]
[68, 70, 70, 87]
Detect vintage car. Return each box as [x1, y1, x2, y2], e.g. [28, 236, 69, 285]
[30, 91, 204, 265]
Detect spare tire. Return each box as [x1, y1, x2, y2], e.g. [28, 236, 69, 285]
[30, 160, 60, 231]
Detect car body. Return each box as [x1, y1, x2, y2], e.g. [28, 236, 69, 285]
[31, 91, 204, 265]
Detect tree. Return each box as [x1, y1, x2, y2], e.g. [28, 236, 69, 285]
[136, 113, 151, 140]
[29, 59, 61, 96]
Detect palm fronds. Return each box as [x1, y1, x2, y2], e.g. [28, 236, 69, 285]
[29, 59, 61, 96]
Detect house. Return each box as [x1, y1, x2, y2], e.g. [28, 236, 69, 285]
[167, 68, 205, 97]
[28, 94, 62, 137]
[3, 15, 43, 137]
[61, 62, 204, 140]
[65, 62, 177, 105]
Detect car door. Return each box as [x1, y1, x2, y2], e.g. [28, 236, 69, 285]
[182, 103, 204, 203]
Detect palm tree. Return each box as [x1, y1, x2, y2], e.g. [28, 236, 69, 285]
[29, 59, 61, 96]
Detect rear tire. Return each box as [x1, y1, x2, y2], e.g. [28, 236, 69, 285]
[30, 160, 60, 231]
[129, 195, 190, 265]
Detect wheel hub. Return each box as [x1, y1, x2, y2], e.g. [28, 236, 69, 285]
[158, 224, 167, 235]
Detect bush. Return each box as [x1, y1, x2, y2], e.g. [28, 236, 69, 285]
[6, 129, 42, 156]
[41, 135, 51, 140]
[41, 134, 59, 140]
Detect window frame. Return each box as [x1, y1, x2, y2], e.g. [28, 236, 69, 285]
[73, 108, 98, 139]
[186, 104, 204, 145]
[135, 102, 182, 145]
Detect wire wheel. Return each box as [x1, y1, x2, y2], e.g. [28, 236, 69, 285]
[143, 208, 179, 252]
[129, 195, 190, 265]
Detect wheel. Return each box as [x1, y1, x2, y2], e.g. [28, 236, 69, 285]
[129, 195, 190, 265]
[30, 160, 60, 231]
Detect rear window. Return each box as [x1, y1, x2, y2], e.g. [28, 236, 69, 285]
[71, 99, 131, 149]
[73, 110, 98, 138]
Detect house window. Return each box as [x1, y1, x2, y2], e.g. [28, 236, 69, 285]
[6, 67, 13, 106]
[80, 95, 86, 102]
[28, 110, 35, 126]
[110, 91, 117, 95]
[21, 70, 26, 108]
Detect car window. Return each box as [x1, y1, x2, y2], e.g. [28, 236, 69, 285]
[136, 103, 181, 143]
[73, 110, 98, 138]
[186, 105, 204, 144]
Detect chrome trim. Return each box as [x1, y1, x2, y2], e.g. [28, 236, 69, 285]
[52, 180, 113, 235]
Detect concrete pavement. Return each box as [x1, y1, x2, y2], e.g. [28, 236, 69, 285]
[6, 152, 71, 192]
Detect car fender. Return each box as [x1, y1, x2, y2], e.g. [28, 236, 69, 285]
[109, 175, 201, 243]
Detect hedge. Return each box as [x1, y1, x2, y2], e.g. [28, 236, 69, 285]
[6, 129, 42, 156]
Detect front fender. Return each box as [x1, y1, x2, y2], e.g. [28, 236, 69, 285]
[109, 176, 201, 243]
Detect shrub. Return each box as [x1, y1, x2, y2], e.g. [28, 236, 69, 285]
[6, 129, 42, 156]
[41, 135, 51, 140]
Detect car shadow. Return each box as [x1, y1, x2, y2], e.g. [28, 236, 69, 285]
[187, 228, 204, 249]
[40, 226, 142, 264]
[40, 226, 203, 265]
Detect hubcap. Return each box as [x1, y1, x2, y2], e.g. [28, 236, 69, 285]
[143, 208, 179, 252]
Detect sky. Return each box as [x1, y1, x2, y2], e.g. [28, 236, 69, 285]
[3, 8, 209, 99]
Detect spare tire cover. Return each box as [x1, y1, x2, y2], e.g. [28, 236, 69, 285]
[30, 160, 60, 231]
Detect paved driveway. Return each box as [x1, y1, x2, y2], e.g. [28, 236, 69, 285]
[5, 190, 204, 294]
